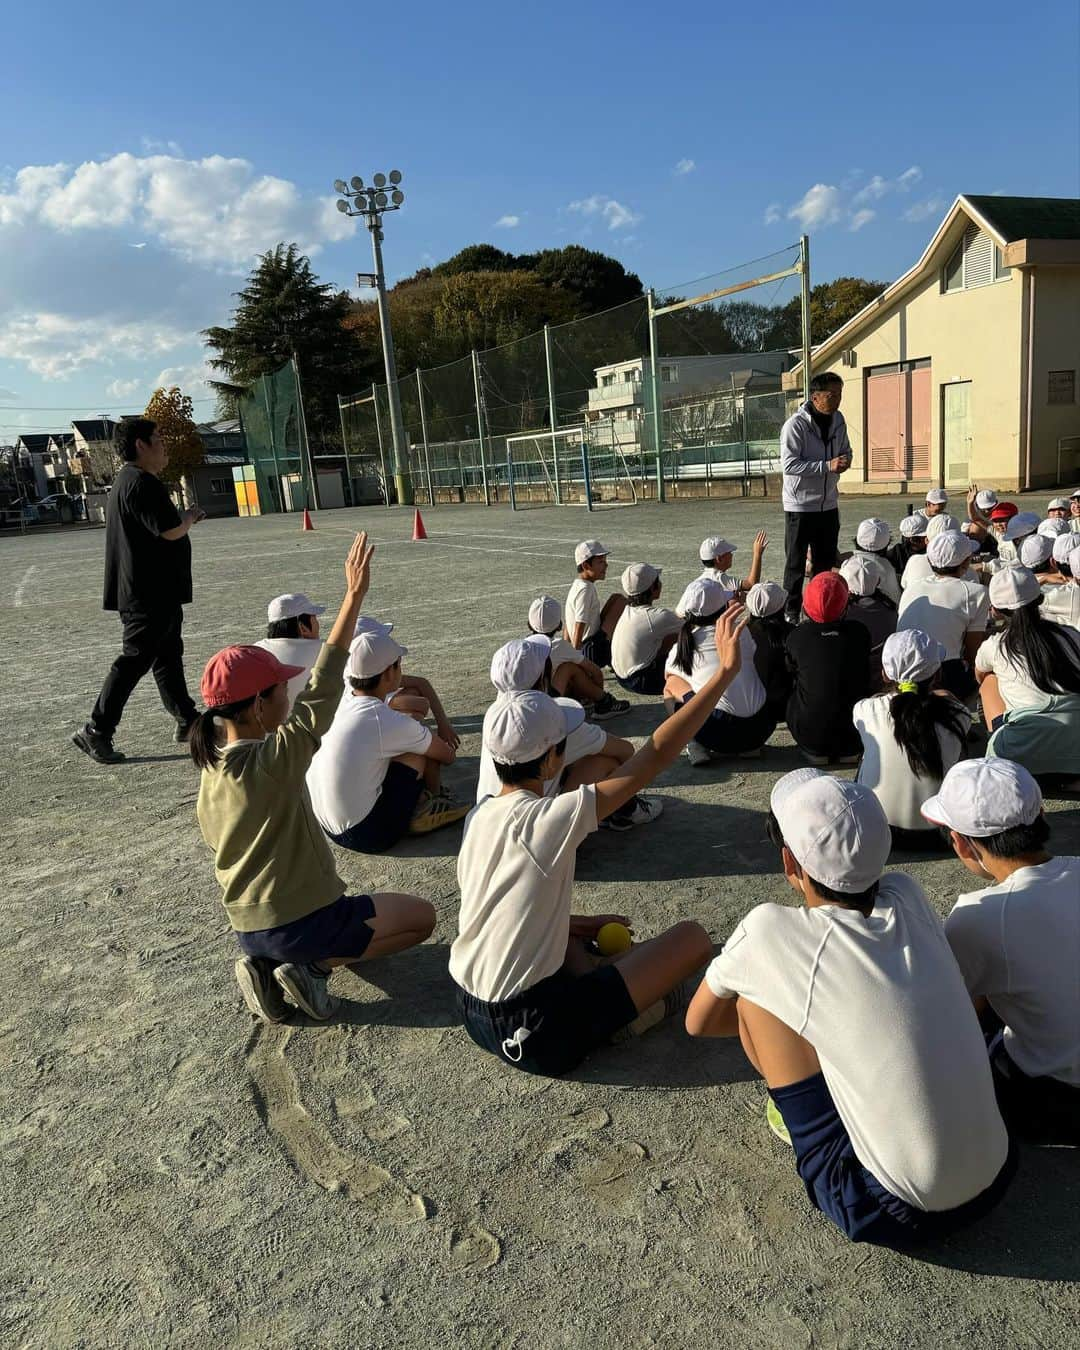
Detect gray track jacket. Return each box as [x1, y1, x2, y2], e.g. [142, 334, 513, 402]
[780, 401, 851, 513]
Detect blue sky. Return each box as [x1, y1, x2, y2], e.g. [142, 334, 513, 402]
[2, 0, 1077, 437]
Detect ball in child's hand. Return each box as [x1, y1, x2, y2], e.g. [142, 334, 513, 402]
[595, 922, 632, 956]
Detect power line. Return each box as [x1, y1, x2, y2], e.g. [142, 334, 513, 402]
[0, 399, 218, 410]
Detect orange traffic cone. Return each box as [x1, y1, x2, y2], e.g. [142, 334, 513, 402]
[412, 508, 428, 541]
[301, 508, 314, 532]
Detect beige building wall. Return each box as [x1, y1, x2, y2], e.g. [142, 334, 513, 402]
[1028, 265, 1080, 486]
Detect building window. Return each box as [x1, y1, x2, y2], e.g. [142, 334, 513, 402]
[1049, 370, 1076, 405]
[601, 373, 617, 387]
[943, 223, 1011, 293]
[660, 365, 677, 382]
[209, 477, 231, 494]
[624, 368, 640, 384]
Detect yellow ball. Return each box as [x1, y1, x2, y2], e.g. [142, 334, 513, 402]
[595, 922, 632, 956]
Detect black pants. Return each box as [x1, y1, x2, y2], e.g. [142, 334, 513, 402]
[783, 509, 840, 614]
[90, 607, 197, 736]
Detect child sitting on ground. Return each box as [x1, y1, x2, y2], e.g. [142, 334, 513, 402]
[852, 518, 900, 603]
[686, 769, 1014, 1246]
[565, 540, 625, 667]
[697, 531, 768, 595]
[191, 533, 436, 1024]
[664, 578, 775, 764]
[306, 629, 469, 853]
[897, 530, 988, 701]
[611, 563, 683, 695]
[745, 581, 792, 722]
[854, 629, 971, 850]
[1042, 535, 1080, 626]
[839, 554, 897, 689]
[450, 606, 749, 1078]
[921, 758, 1080, 1146]
[527, 595, 628, 719]
[888, 511, 929, 578]
[785, 572, 870, 765]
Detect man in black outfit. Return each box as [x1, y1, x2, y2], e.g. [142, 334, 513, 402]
[72, 417, 205, 764]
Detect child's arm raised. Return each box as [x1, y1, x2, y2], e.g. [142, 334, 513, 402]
[592, 605, 748, 822]
[326, 532, 375, 652]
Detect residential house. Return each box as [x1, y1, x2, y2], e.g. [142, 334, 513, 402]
[13, 434, 66, 497]
[184, 419, 248, 517]
[72, 419, 120, 486]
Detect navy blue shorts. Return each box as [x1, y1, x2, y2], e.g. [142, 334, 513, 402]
[581, 631, 611, 669]
[617, 650, 668, 696]
[680, 692, 777, 754]
[236, 893, 376, 964]
[456, 964, 637, 1077]
[327, 759, 424, 854]
[772, 1071, 1016, 1245]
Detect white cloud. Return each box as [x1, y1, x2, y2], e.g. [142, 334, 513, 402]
[567, 194, 642, 231]
[495, 214, 520, 228]
[0, 312, 189, 379]
[788, 184, 844, 229]
[674, 158, 696, 176]
[903, 196, 945, 222]
[897, 166, 922, 189]
[763, 202, 782, 226]
[151, 359, 217, 398]
[105, 377, 142, 400]
[775, 167, 935, 234]
[849, 209, 876, 231]
[0, 386, 18, 400]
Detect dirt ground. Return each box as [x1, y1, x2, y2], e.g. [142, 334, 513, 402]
[2, 492, 1077, 1349]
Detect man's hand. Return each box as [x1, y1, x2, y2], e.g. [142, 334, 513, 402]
[714, 602, 748, 675]
[182, 506, 206, 526]
[344, 531, 374, 599]
[827, 456, 850, 473]
[752, 529, 768, 556]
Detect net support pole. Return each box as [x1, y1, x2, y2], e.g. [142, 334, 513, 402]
[292, 353, 321, 511]
[261, 375, 285, 512]
[543, 324, 562, 505]
[800, 234, 812, 404]
[646, 288, 665, 502]
[506, 441, 518, 511]
[371, 383, 391, 509]
[580, 433, 594, 512]
[415, 370, 435, 507]
[471, 349, 491, 507]
[337, 395, 353, 507]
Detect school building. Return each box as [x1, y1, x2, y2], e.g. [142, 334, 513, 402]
[787, 195, 1080, 495]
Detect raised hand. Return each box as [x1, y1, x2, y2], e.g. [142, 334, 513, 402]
[344, 531, 374, 599]
[714, 602, 748, 675]
[752, 529, 768, 555]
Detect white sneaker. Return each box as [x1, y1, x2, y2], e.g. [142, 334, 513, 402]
[684, 740, 712, 767]
[273, 963, 340, 1021]
[599, 794, 664, 830]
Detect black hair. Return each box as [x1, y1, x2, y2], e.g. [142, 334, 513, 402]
[810, 373, 843, 393]
[996, 599, 1080, 697]
[348, 657, 401, 696]
[765, 810, 879, 911]
[625, 582, 659, 608]
[672, 605, 728, 675]
[493, 736, 567, 784]
[266, 615, 315, 641]
[887, 677, 970, 780]
[117, 416, 156, 461]
[189, 687, 275, 770]
[958, 815, 1051, 859]
[930, 562, 969, 578]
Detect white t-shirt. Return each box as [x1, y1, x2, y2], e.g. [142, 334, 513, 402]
[255, 636, 325, 711]
[975, 626, 1080, 712]
[307, 695, 432, 835]
[854, 693, 970, 830]
[548, 636, 585, 671]
[474, 699, 607, 803]
[897, 575, 990, 659]
[450, 785, 598, 1002]
[705, 876, 1008, 1211]
[856, 550, 901, 604]
[946, 857, 1080, 1086]
[565, 578, 601, 641]
[1041, 580, 1080, 628]
[697, 567, 740, 592]
[611, 604, 683, 678]
[664, 624, 765, 718]
[900, 553, 933, 590]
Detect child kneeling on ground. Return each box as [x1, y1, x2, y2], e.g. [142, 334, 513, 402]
[450, 605, 749, 1078]
[686, 769, 1014, 1245]
[192, 533, 435, 1023]
[611, 563, 683, 696]
[921, 758, 1080, 1147]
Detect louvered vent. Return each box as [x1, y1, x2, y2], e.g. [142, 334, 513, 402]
[962, 224, 994, 289]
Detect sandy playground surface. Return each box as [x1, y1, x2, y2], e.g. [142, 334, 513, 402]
[2, 493, 1078, 1348]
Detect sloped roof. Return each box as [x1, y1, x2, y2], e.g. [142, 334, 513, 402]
[963, 195, 1080, 244]
[72, 418, 118, 439]
[15, 434, 57, 452]
[202, 452, 246, 465]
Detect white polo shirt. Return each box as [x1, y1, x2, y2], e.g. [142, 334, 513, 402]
[705, 874, 1008, 1212]
[897, 574, 990, 660]
[255, 636, 324, 711]
[664, 624, 765, 719]
[946, 857, 1080, 1086]
[975, 626, 1080, 712]
[451, 785, 598, 1002]
[611, 604, 683, 678]
[854, 692, 970, 830]
[306, 694, 432, 835]
[565, 578, 601, 641]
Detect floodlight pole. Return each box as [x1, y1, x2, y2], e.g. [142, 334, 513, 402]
[366, 218, 412, 506]
[799, 234, 812, 404]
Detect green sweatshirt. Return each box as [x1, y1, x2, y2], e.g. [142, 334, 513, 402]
[197, 643, 348, 933]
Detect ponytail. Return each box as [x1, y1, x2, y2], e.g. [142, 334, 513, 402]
[998, 599, 1080, 696]
[673, 607, 728, 676]
[888, 678, 969, 780]
[189, 690, 266, 769]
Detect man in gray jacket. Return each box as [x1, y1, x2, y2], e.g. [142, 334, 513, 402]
[780, 372, 851, 620]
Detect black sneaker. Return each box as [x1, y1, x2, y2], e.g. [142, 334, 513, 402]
[591, 692, 631, 721]
[71, 725, 125, 764]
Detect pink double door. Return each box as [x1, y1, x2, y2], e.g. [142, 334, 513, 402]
[866, 361, 931, 481]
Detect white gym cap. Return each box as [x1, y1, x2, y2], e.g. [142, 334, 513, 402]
[621, 562, 661, 596]
[1038, 518, 1070, 538]
[927, 530, 975, 569]
[1019, 534, 1054, 568]
[925, 512, 961, 538]
[482, 689, 585, 765]
[1053, 532, 1080, 565]
[745, 580, 787, 618]
[676, 576, 732, 617]
[839, 554, 878, 597]
[1072, 488, 1080, 500]
[346, 630, 408, 680]
[267, 592, 327, 622]
[528, 595, 563, 635]
[921, 758, 1042, 837]
[882, 629, 945, 687]
[1048, 497, 1070, 511]
[1004, 511, 1041, 542]
[770, 770, 892, 894]
[926, 488, 948, 505]
[489, 634, 551, 692]
[855, 517, 890, 551]
[975, 489, 998, 511]
[574, 539, 610, 567]
[699, 535, 737, 562]
[988, 565, 1042, 611]
[353, 614, 394, 638]
[899, 511, 929, 539]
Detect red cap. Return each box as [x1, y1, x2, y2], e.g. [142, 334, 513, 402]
[200, 645, 306, 709]
[989, 501, 1019, 521]
[803, 572, 849, 624]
